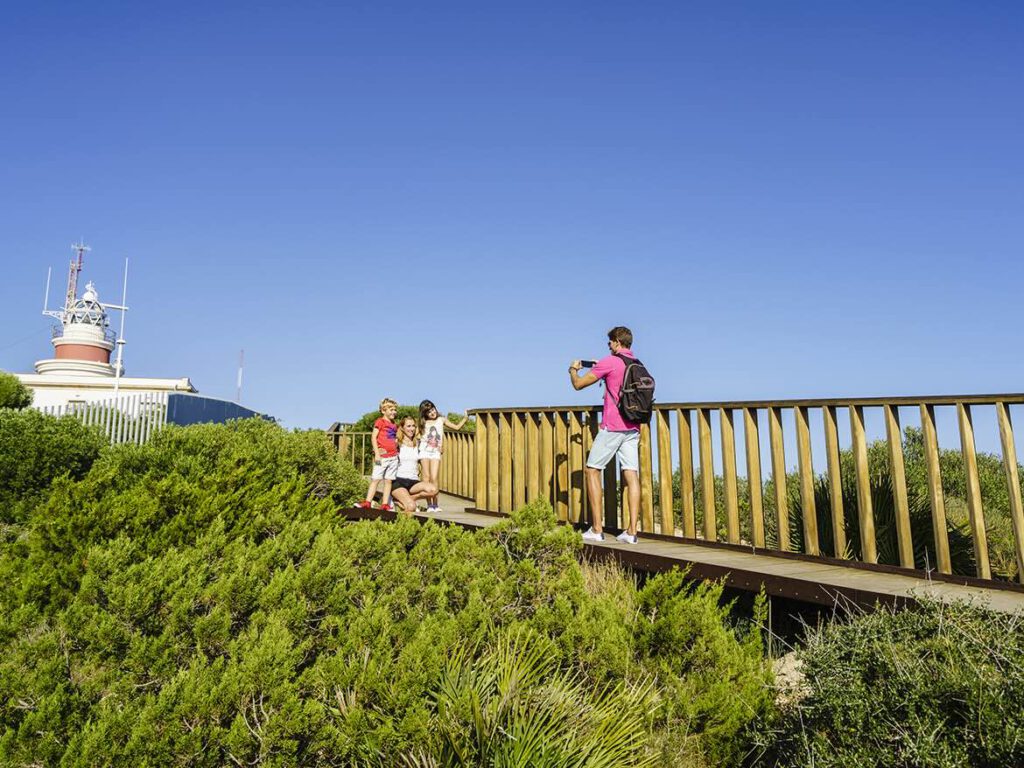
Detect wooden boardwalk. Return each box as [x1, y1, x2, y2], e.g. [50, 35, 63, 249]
[348, 493, 1024, 615]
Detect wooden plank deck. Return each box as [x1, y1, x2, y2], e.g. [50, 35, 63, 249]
[349, 493, 1024, 615]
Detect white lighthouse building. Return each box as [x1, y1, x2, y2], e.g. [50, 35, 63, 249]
[16, 242, 196, 409]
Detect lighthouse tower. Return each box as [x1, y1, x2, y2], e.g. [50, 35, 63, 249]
[14, 242, 278, 425]
[18, 241, 196, 409]
[35, 242, 120, 377]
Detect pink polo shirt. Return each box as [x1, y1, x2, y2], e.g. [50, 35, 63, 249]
[591, 350, 640, 432]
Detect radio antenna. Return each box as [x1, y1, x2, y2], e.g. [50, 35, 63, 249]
[42, 267, 52, 313]
[66, 240, 90, 314]
[112, 258, 129, 400]
[237, 349, 244, 403]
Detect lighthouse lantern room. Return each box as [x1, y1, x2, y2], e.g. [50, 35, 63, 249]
[36, 242, 121, 376]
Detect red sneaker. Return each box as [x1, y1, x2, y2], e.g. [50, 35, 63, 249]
[356, 500, 372, 509]
[379, 503, 394, 512]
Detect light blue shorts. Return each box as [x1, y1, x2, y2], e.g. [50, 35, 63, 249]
[586, 429, 640, 472]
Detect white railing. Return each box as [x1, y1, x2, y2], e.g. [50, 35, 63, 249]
[38, 392, 169, 445]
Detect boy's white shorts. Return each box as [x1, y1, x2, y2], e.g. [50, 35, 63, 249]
[371, 456, 399, 481]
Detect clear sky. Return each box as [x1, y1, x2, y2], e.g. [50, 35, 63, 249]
[2, 1, 1022, 437]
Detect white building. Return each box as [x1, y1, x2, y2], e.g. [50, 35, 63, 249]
[15, 244, 196, 409]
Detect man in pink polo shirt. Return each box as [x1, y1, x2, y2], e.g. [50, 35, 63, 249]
[568, 325, 641, 544]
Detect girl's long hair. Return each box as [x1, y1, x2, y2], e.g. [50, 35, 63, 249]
[397, 416, 420, 448]
[419, 399, 437, 433]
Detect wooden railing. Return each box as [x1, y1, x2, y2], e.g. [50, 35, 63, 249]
[326, 429, 374, 476]
[465, 396, 1024, 585]
[439, 429, 476, 499]
[326, 426, 476, 494]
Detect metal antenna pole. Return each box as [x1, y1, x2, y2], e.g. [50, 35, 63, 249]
[43, 267, 52, 313]
[113, 258, 129, 401]
[237, 349, 244, 403]
[66, 241, 90, 314]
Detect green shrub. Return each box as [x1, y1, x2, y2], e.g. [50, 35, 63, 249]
[412, 627, 658, 767]
[785, 473, 976, 574]
[348, 407, 474, 434]
[0, 408, 106, 524]
[0, 417, 770, 767]
[0, 371, 32, 409]
[756, 598, 1024, 767]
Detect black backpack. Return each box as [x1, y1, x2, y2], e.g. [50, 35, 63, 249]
[613, 353, 656, 424]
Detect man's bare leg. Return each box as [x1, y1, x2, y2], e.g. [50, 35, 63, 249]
[585, 467, 604, 533]
[623, 469, 640, 536]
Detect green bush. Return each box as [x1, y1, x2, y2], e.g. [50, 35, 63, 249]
[0, 371, 32, 409]
[412, 628, 658, 767]
[756, 598, 1024, 767]
[0, 418, 770, 766]
[0, 408, 106, 524]
[785, 473, 976, 574]
[348, 406, 475, 435]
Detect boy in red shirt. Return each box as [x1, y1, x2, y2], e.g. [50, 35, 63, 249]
[357, 398, 399, 510]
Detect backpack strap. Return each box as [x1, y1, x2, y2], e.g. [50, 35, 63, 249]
[613, 352, 642, 368]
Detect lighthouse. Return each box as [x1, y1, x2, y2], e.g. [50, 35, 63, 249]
[35, 278, 119, 376]
[15, 242, 197, 409]
[34, 241, 120, 376]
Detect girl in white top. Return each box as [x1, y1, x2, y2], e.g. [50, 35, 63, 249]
[418, 399, 469, 512]
[390, 417, 438, 515]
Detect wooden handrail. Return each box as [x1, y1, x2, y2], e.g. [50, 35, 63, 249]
[460, 396, 1024, 586]
[469, 393, 1024, 414]
[328, 397, 1024, 586]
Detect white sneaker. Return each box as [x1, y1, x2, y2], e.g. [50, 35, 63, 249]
[581, 527, 605, 542]
[616, 530, 638, 544]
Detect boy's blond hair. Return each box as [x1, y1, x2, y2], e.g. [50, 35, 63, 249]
[379, 397, 398, 412]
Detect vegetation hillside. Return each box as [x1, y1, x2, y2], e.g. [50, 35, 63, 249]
[2, 411, 1021, 766]
[0, 416, 770, 766]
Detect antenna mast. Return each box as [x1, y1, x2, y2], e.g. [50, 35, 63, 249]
[112, 258, 129, 400]
[66, 240, 90, 313]
[237, 349, 244, 403]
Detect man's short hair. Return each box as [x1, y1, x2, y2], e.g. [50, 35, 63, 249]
[379, 397, 398, 411]
[608, 326, 633, 348]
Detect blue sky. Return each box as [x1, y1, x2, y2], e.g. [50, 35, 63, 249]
[2, 1, 1022, 442]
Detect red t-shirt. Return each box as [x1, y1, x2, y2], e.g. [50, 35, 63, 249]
[374, 417, 399, 457]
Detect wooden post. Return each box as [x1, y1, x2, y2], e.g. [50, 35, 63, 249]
[512, 413, 527, 511]
[677, 409, 696, 538]
[697, 408, 716, 541]
[539, 414, 554, 511]
[744, 407, 765, 548]
[996, 402, 1024, 584]
[769, 406, 790, 551]
[849, 405, 878, 564]
[656, 409, 675, 536]
[555, 413, 569, 521]
[957, 403, 991, 579]
[795, 406, 819, 556]
[569, 412, 585, 524]
[475, 414, 488, 510]
[487, 413, 500, 512]
[720, 408, 740, 544]
[920, 404, 951, 574]
[884, 405, 914, 568]
[639, 423, 655, 532]
[527, 414, 540, 503]
[822, 405, 847, 559]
